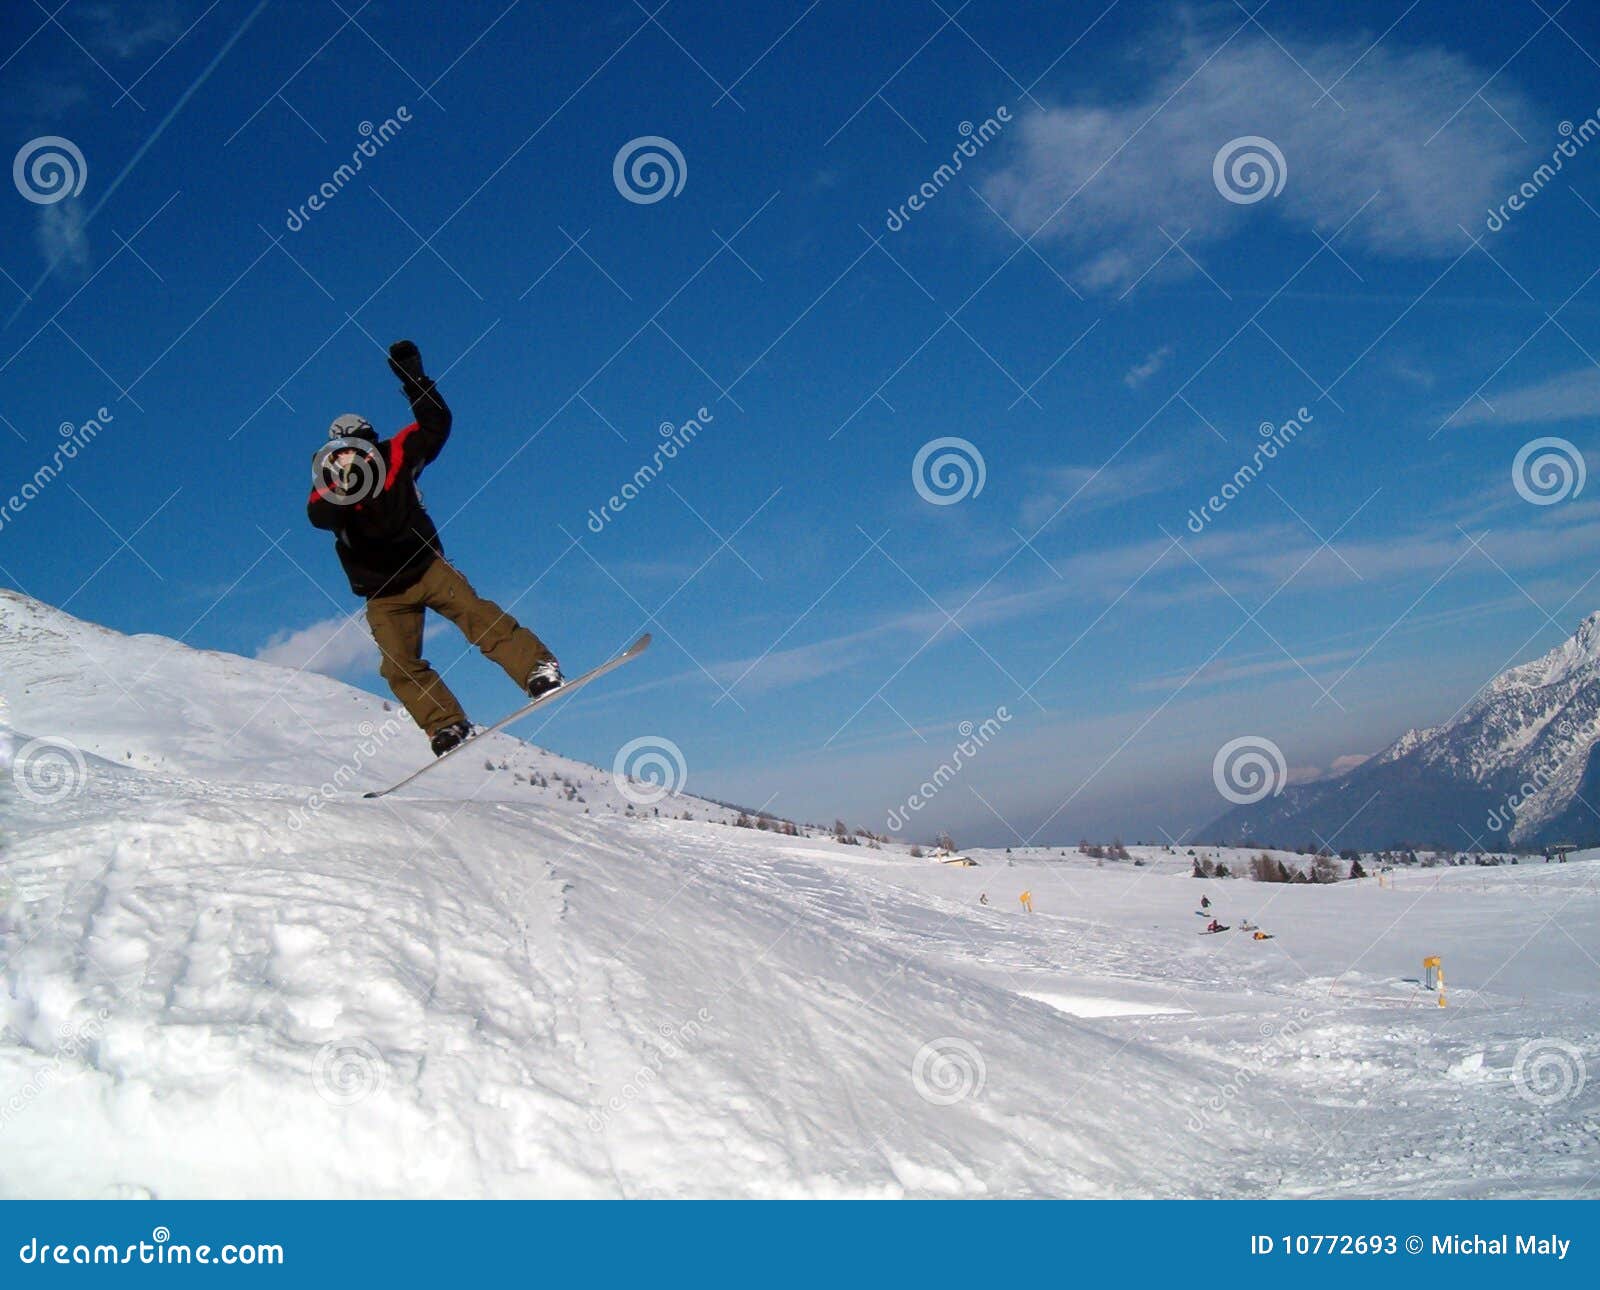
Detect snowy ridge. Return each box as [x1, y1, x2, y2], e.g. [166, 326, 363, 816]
[1210, 612, 1600, 848]
[1415, 611, 1600, 790]
[0, 589, 737, 822]
[1373, 725, 1437, 766]
[1493, 611, 1600, 691]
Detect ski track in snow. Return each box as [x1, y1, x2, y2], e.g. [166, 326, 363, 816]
[1, 591, 1598, 1198]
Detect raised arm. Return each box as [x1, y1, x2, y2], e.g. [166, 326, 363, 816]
[389, 339, 451, 468]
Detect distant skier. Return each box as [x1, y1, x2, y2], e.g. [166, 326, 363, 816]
[1019, 889, 1034, 913]
[1205, 918, 1226, 933]
[979, 892, 989, 906]
[307, 339, 562, 756]
[1200, 895, 1211, 909]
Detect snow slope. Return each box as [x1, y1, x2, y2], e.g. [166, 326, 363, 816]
[2, 592, 1597, 1197]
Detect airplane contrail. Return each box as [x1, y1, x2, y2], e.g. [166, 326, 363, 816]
[6, 0, 274, 330]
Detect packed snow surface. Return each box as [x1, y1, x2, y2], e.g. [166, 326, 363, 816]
[1, 592, 1597, 1197]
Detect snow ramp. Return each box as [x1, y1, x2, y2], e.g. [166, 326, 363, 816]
[0, 592, 1237, 1197]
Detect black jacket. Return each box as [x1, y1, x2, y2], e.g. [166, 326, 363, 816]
[308, 378, 451, 598]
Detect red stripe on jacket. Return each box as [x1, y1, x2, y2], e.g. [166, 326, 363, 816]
[385, 423, 420, 490]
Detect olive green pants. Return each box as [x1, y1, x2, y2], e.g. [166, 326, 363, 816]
[366, 557, 553, 736]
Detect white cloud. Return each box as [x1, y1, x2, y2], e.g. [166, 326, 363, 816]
[1019, 453, 1177, 529]
[1285, 751, 1375, 786]
[1124, 345, 1172, 388]
[77, 2, 183, 58]
[1131, 646, 1361, 694]
[1448, 365, 1600, 427]
[983, 29, 1531, 290]
[256, 615, 380, 677]
[256, 614, 455, 678]
[675, 531, 1191, 701]
[1387, 357, 1435, 390]
[37, 200, 90, 274]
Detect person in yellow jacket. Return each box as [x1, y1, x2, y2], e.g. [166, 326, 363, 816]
[1019, 889, 1034, 913]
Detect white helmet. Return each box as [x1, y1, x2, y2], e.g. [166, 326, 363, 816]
[327, 412, 376, 442]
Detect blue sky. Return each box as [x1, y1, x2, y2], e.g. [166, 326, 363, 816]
[5, 0, 1600, 845]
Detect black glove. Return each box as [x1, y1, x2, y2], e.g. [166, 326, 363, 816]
[388, 339, 427, 387]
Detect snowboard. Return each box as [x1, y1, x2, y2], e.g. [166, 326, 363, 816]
[364, 633, 651, 799]
[1199, 925, 1230, 935]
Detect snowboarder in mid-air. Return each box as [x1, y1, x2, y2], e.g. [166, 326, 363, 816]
[308, 339, 562, 756]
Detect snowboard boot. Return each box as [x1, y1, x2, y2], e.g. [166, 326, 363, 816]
[525, 658, 564, 701]
[429, 719, 472, 757]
